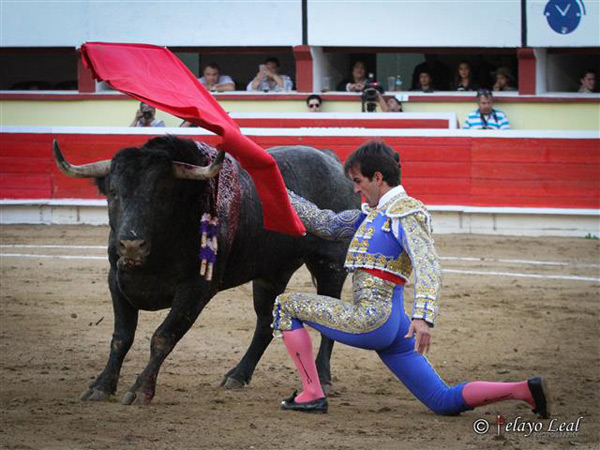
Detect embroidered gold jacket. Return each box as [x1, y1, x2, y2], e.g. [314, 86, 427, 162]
[288, 190, 441, 325]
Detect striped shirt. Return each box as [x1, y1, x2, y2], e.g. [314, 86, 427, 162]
[463, 109, 510, 130]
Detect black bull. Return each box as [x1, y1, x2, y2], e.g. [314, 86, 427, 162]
[53, 135, 360, 405]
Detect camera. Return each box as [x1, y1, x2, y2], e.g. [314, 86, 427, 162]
[361, 78, 384, 113]
[142, 110, 153, 120]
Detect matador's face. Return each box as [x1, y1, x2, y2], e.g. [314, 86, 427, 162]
[347, 166, 382, 208]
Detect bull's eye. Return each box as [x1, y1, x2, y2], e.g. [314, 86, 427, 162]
[109, 188, 119, 199]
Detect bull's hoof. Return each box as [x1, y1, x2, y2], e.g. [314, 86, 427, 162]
[79, 388, 112, 402]
[220, 376, 245, 390]
[122, 390, 153, 405]
[121, 391, 137, 405]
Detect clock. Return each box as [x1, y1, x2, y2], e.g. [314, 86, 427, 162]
[544, 0, 586, 34]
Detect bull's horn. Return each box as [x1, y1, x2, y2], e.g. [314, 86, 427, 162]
[172, 150, 225, 180]
[53, 140, 111, 178]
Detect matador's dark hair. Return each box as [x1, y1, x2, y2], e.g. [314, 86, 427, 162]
[343, 140, 401, 186]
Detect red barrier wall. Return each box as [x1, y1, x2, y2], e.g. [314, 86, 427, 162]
[1, 131, 598, 209]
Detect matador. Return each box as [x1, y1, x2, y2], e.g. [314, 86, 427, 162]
[272, 140, 549, 417]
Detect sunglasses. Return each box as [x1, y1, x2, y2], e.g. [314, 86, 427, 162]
[308, 103, 321, 109]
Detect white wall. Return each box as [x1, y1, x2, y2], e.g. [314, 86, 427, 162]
[3, 1, 598, 50]
[528, 0, 600, 47]
[307, 0, 521, 47]
[3, 201, 597, 237]
[1, 1, 302, 47]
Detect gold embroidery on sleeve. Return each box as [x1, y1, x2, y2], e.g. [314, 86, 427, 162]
[399, 211, 441, 325]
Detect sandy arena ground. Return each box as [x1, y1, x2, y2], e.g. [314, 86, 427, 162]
[1, 225, 598, 450]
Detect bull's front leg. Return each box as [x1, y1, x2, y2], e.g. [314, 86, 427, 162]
[221, 264, 299, 390]
[80, 270, 139, 402]
[121, 280, 212, 405]
[221, 278, 280, 389]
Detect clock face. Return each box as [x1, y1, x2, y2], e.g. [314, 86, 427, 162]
[544, 0, 584, 34]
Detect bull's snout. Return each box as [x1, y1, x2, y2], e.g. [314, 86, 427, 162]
[117, 239, 150, 268]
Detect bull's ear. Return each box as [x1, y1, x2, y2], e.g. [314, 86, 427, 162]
[95, 177, 108, 196]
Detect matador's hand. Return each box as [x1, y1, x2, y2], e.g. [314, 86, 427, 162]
[405, 319, 432, 354]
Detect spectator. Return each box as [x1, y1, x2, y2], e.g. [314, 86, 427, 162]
[377, 94, 403, 112]
[247, 57, 292, 92]
[386, 96, 403, 112]
[453, 61, 478, 91]
[411, 55, 451, 91]
[306, 94, 322, 112]
[337, 60, 368, 92]
[463, 90, 510, 130]
[578, 69, 597, 93]
[493, 67, 517, 92]
[130, 102, 165, 128]
[411, 69, 434, 92]
[199, 63, 235, 92]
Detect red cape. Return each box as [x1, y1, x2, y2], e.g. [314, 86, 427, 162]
[80, 42, 305, 237]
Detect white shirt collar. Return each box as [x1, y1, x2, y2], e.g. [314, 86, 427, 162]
[377, 185, 406, 208]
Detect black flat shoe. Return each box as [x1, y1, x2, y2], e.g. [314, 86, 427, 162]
[280, 390, 328, 414]
[528, 376, 551, 419]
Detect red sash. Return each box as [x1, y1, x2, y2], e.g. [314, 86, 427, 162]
[362, 268, 406, 285]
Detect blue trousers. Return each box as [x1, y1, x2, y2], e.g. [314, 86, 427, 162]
[289, 284, 471, 416]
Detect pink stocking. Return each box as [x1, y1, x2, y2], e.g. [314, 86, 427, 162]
[282, 328, 325, 402]
[462, 381, 534, 408]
